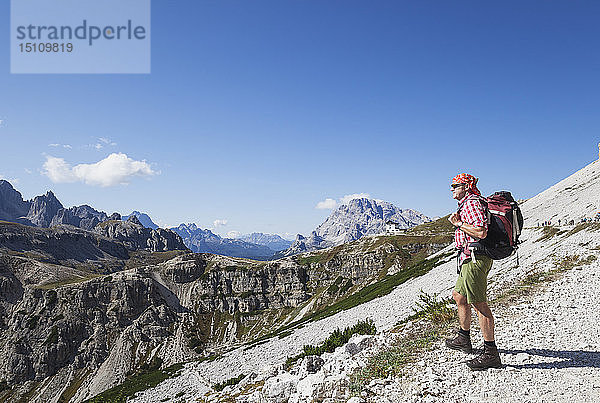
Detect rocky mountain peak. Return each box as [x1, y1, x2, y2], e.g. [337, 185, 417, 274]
[277, 198, 430, 257]
[26, 190, 64, 227]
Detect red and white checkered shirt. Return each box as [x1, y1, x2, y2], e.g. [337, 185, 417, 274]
[455, 192, 487, 265]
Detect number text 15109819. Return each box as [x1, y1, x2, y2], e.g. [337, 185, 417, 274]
[19, 43, 73, 52]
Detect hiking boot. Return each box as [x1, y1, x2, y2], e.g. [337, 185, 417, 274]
[445, 331, 472, 353]
[466, 344, 502, 370]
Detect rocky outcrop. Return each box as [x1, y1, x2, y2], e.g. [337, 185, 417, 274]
[108, 212, 122, 221]
[95, 219, 187, 252]
[0, 180, 30, 222]
[274, 232, 329, 259]
[50, 205, 108, 230]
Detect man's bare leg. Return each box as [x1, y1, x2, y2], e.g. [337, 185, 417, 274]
[446, 290, 473, 353]
[472, 301, 495, 341]
[452, 290, 471, 331]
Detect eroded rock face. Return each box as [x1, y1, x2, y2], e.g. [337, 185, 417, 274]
[94, 220, 187, 252]
[26, 191, 64, 228]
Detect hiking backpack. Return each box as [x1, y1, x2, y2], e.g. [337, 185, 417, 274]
[467, 191, 524, 260]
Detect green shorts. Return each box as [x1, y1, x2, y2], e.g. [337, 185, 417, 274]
[454, 255, 493, 304]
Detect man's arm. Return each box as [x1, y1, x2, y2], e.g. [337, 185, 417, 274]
[448, 212, 488, 239]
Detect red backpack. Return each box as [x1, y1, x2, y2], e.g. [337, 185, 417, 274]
[468, 191, 524, 260]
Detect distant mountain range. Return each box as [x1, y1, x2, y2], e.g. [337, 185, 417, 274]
[170, 224, 291, 260]
[275, 198, 431, 258]
[0, 180, 429, 261]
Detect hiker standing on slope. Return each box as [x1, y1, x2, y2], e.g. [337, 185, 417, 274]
[445, 173, 502, 370]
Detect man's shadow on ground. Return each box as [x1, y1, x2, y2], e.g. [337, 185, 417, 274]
[497, 348, 600, 369]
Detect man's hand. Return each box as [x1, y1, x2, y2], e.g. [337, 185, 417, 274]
[449, 212, 462, 227]
[449, 212, 487, 239]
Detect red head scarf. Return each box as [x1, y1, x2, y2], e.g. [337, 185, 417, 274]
[452, 173, 481, 196]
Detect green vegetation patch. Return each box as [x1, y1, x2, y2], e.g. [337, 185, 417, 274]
[400, 290, 456, 324]
[566, 222, 600, 237]
[534, 226, 565, 243]
[85, 363, 183, 403]
[285, 319, 376, 369]
[37, 274, 102, 290]
[58, 369, 91, 403]
[405, 215, 455, 236]
[213, 373, 246, 392]
[44, 326, 59, 345]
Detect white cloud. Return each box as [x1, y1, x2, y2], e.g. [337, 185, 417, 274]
[49, 143, 72, 149]
[24, 168, 33, 174]
[226, 230, 241, 238]
[213, 219, 228, 228]
[92, 137, 117, 150]
[315, 198, 338, 210]
[42, 153, 158, 187]
[315, 193, 372, 210]
[340, 193, 371, 204]
[99, 137, 117, 146]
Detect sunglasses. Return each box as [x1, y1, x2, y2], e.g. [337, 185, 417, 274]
[451, 183, 465, 189]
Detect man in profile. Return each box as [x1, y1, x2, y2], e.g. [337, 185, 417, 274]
[445, 173, 502, 370]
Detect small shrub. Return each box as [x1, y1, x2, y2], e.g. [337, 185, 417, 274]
[26, 315, 39, 330]
[103, 276, 113, 282]
[403, 290, 456, 324]
[340, 279, 353, 294]
[44, 326, 59, 345]
[0, 380, 8, 392]
[46, 290, 58, 306]
[285, 318, 376, 369]
[213, 373, 245, 392]
[327, 284, 339, 295]
[51, 314, 64, 323]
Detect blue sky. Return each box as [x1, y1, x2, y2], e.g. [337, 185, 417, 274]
[1, 1, 599, 238]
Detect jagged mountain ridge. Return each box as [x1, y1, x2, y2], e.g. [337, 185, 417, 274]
[0, 180, 110, 230]
[278, 198, 431, 257]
